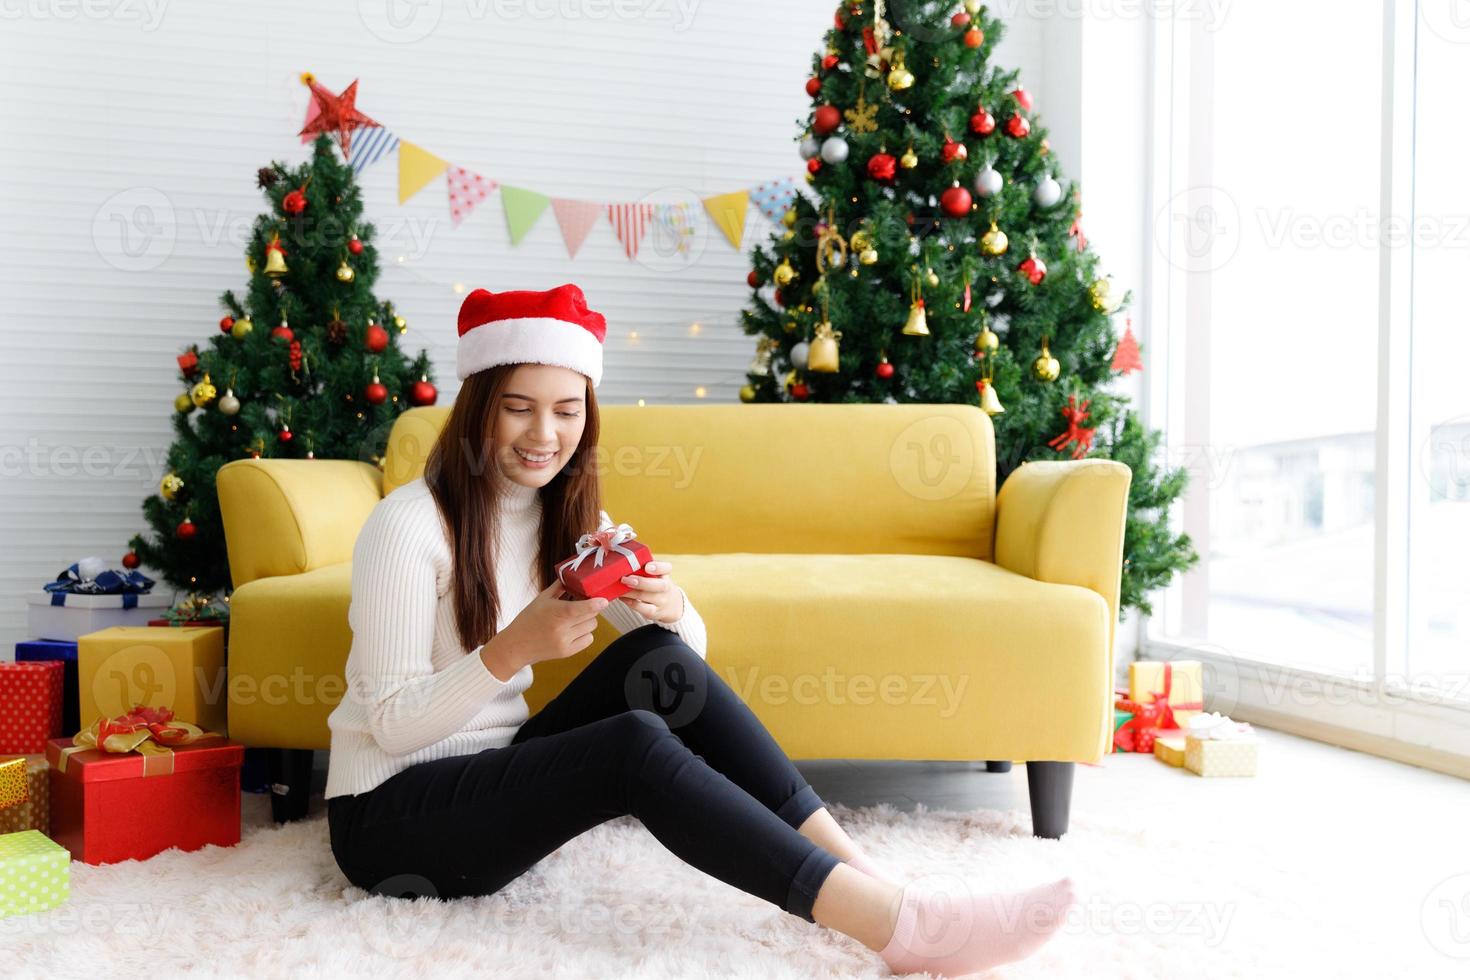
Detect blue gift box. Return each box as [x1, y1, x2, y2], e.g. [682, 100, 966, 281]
[15, 639, 79, 736]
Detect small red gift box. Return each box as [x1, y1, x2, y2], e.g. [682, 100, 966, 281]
[555, 521, 655, 601]
[0, 661, 66, 754]
[46, 733, 244, 865]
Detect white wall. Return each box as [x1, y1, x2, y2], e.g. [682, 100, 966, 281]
[0, 1, 1081, 649]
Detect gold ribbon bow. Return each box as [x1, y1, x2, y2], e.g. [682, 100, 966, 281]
[58, 705, 217, 777]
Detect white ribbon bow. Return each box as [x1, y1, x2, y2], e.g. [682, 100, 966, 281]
[1186, 711, 1255, 741]
[558, 522, 643, 586]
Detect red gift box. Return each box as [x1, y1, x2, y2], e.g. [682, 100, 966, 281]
[0, 661, 66, 753]
[555, 521, 655, 601]
[46, 733, 244, 865]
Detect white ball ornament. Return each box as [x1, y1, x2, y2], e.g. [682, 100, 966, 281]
[790, 341, 810, 370]
[974, 165, 1003, 198]
[1033, 172, 1063, 208]
[820, 137, 849, 164]
[799, 136, 822, 160]
[218, 388, 241, 416]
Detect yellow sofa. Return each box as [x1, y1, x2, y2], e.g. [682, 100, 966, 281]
[216, 403, 1130, 836]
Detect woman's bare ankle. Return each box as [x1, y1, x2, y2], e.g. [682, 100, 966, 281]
[811, 862, 905, 952]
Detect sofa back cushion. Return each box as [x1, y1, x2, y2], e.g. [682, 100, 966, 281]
[383, 403, 996, 559]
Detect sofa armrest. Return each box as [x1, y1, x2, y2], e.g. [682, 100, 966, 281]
[217, 458, 383, 589]
[994, 459, 1133, 659]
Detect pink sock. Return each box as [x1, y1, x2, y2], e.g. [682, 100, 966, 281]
[844, 850, 900, 885]
[878, 875, 1076, 978]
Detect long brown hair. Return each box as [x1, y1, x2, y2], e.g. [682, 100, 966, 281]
[422, 364, 603, 652]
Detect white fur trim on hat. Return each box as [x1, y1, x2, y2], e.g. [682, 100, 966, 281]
[457, 316, 604, 387]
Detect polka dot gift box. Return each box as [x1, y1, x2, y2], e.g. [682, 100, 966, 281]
[0, 829, 69, 920]
[0, 661, 65, 755]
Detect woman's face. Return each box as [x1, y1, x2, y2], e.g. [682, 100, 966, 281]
[491, 364, 588, 489]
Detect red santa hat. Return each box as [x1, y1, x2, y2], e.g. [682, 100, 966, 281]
[456, 283, 607, 387]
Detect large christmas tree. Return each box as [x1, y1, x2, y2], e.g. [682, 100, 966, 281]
[127, 129, 438, 600]
[739, 0, 1196, 616]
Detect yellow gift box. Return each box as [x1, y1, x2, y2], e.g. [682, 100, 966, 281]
[0, 756, 49, 834]
[1128, 660, 1204, 728]
[77, 626, 227, 735]
[1153, 735, 1187, 768]
[1184, 735, 1258, 777]
[0, 756, 26, 810]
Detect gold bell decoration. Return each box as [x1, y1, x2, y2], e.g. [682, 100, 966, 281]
[902, 269, 930, 336]
[1033, 339, 1061, 382]
[263, 233, 288, 277]
[980, 220, 1009, 257]
[886, 49, 915, 91]
[900, 146, 918, 169]
[190, 372, 217, 409]
[231, 315, 253, 339]
[976, 377, 1005, 415]
[974, 311, 1000, 354]
[160, 472, 184, 501]
[774, 258, 798, 287]
[747, 336, 776, 377]
[808, 319, 843, 373]
[335, 259, 355, 283]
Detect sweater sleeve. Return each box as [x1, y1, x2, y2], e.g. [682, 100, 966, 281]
[598, 509, 708, 659]
[346, 498, 516, 756]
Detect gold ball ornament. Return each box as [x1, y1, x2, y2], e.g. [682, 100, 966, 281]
[886, 52, 915, 91]
[925, 267, 939, 288]
[160, 473, 184, 501]
[774, 258, 798, 287]
[394, 315, 407, 332]
[849, 230, 871, 252]
[975, 328, 1000, 353]
[245, 255, 256, 274]
[739, 384, 757, 403]
[964, 0, 981, 14]
[231, 315, 254, 339]
[1032, 343, 1061, 382]
[782, 209, 797, 228]
[980, 221, 1009, 257]
[190, 372, 217, 408]
[900, 146, 918, 169]
[1089, 276, 1117, 312]
[859, 248, 879, 265]
[335, 260, 355, 283]
[173, 392, 193, 413]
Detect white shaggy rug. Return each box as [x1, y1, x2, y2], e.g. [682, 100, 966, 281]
[0, 792, 1446, 979]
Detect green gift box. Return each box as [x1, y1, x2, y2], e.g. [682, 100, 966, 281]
[1112, 708, 1132, 753]
[0, 829, 69, 918]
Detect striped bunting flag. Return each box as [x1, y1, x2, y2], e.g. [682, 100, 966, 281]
[348, 127, 400, 175]
[607, 203, 656, 260]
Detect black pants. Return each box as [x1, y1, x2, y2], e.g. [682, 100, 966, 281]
[327, 624, 842, 921]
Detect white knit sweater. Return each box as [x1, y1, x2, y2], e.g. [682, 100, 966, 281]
[324, 474, 707, 799]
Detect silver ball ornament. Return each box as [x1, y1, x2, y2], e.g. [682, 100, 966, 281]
[799, 136, 822, 160]
[820, 137, 849, 164]
[1033, 172, 1063, 208]
[790, 341, 810, 370]
[974, 165, 1004, 198]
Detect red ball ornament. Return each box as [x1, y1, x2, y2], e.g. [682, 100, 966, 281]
[875, 358, 895, 379]
[941, 137, 968, 164]
[347, 234, 363, 256]
[951, 11, 970, 27]
[834, 9, 845, 28]
[1018, 253, 1048, 285]
[365, 379, 388, 405]
[219, 316, 234, 334]
[805, 77, 822, 97]
[271, 324, 293, 344]
[1006, 114, 1031, 138]
[812, 105, 842, 136]
[941, 183, 973, 217]
[176, 518, 196, 541]
[281, 187, 308, 215]
[747, 270, 761, 288]
[1010, 86, 1033, 112]
[122, 550, 140, 569]
[821, 53, 839, 70]
[867, 153, 897, 183]
[807, 157, 823, 175]
[278, 426, 294, 443]
[365, 323, 389, 353]
[773, 288, 786, 307]
[790, 382, 810, 401]
[410, 377, 438, 406]
[970, 107, 996, 135]
[964, 27, 984, 48]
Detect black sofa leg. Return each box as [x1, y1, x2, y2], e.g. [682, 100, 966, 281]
[269, 748, 314, 824]
[985, 760, 1013, 773]
[1026, 761, 1074, 839]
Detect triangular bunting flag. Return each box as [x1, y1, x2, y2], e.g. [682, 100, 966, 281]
[398, 141, 448, 205]
[551, 198, 602, 259]
[607, 203, 656, 260]
[447, 167, 499, 228]
[501, 186, 552, 244]
[702, 191, 750, 250]
[749, 177, 799, 227]
[347, 127, 399, 175]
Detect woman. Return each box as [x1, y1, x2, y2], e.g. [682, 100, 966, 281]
[324, 284, 1075, 977]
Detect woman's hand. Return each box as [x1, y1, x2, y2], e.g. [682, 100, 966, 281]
[617, 560, 683, 624]
[481, 579, 608, 680]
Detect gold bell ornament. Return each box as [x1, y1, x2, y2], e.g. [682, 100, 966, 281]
[190, 372, 217, 409]
[747, 336, 775, 377]
[976, 377, 1005, 415]
[887, 50, 915, 91]
[980, 220, 1009, 257]
[335, 259, 355, 283]
[263, 234, 289, 277]
[1033, 340, 1061, 382]
[807, 320, 843, 373]
[774, 258, 798, 287]
[903, 269, 931, 336]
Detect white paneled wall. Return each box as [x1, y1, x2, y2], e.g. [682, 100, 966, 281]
[0, 1, 1047, 645]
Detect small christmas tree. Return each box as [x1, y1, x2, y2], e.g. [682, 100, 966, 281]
[128, 131, 438, 600]
[739, 0, 1195, 617]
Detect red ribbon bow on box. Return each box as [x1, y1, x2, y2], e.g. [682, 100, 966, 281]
[1113, 698, 1166, 753]
[558, 522, 644, 584]
[1144, 662, 1204, 732]
[57, 705, 218, 777]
